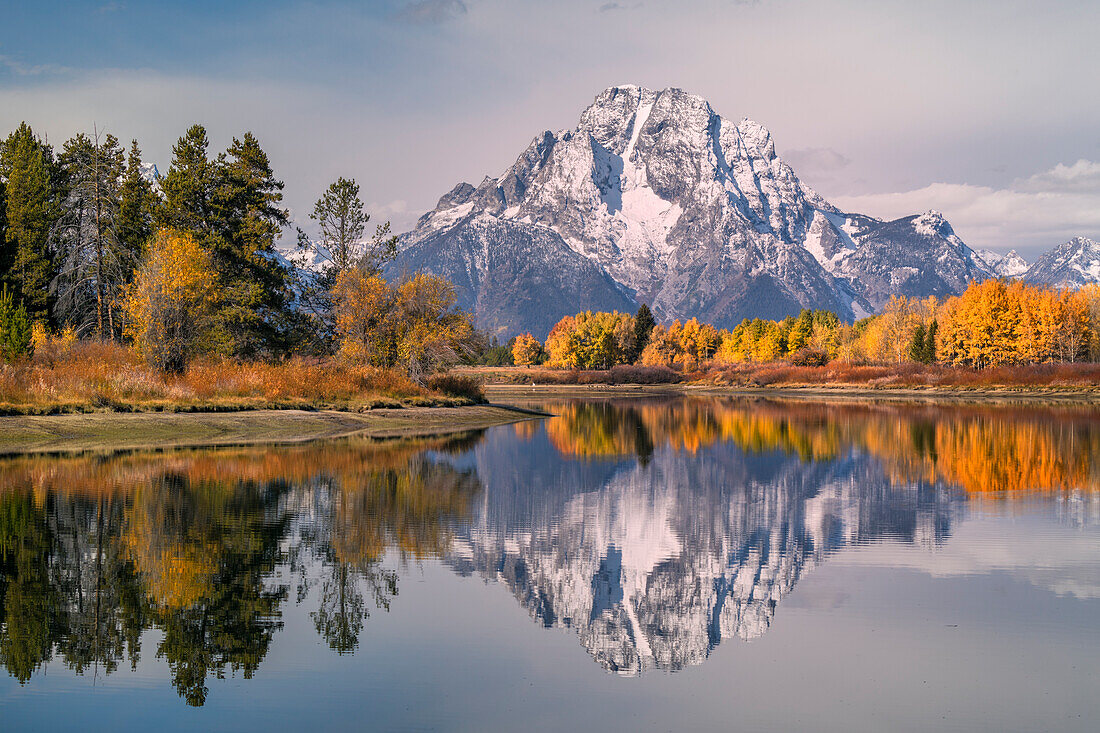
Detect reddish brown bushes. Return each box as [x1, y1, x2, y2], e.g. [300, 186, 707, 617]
[0, 340, 466, 414]
[426, 373, 485, 402]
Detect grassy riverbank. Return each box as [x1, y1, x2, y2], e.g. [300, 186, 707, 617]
[0, 341, 488, 415]
[0, 405, 540, 455]
[485, 383, 1100, 406]
[462, 363, 1100, 401]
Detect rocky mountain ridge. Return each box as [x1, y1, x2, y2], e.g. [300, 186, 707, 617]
[387, 85, 1099, 337]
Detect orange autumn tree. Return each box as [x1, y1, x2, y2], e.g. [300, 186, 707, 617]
[937, 280, 1095, 367]
[122, 228, 218, 372]
[512, 332, 543, 365]
[332, 270, 477, 382]
[639, 318, 720, 369]
[545, 311, 636, 369]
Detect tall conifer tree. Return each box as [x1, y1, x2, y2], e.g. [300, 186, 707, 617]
[209, 132, 291, 356]
[158, 124, 214, 233]
[117, 140, 155, 261]
[632, 303, 656, 362]
[0, 123, 58, 322]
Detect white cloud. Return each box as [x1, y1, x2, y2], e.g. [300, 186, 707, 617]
[832, 160, 1100, 258]
[365, 199, 418, 232]
[1016, 158, 1100, 193]
[0, 54, 70, 77]
[784, 147, 851, 174]
[838, 514, 1100, 600]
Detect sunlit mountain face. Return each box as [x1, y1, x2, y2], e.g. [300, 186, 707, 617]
[1, 399, 1099, 705]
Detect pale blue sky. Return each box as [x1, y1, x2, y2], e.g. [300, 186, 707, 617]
[2, 0, 1099, 257]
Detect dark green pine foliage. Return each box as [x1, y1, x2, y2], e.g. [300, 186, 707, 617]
[209, 132, 292, 357]
[632, 303, 656, 361]
[0, 180, 7, 275]
[0, 123, 59, 322]
[908, 323, 928, 363]
[158, 125, 215, 233]
[157, 127, 292, 357]
[311, 176, 368, 276]
[0, 286, 33, 361]
[117, 140, 155, 263]
[924, 319, 939, 364]
[908, 320, 939, 364]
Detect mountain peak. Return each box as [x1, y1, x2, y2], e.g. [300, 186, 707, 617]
[391, 84, 1086, 336]
[912, 210, 954, 238]
[735, 117, 775, 159]
[1024, 235, 1100, 287]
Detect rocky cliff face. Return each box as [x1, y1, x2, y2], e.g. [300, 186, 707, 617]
[389, 85, 1095, 337]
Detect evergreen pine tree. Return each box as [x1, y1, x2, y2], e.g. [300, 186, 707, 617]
[0, 285, 32, 361]
[0, 179, 7, 276]
[924, 319, 939, 364]
[0, 123, 58, 322]
[908, 323, 928, 363]
[311, 176, 367, 275]
[117, 140, 154, 261]
[209, 132, 291, 356]
[632, 303, 656, 362]
[158, 124, 214, 232]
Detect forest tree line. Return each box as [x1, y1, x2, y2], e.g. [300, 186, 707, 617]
[5, 121, 1100, 379]
[507, 280, 1100, 370]
[0, 121, 477, 379]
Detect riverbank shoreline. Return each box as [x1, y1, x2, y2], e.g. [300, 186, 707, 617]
[0, 404, 545, 456]
[484, 382, 1100, 405]
[4, 381, 1098, 457]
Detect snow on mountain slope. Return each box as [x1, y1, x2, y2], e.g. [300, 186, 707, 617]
[1024, 237, 1100, 288]
[975, 248, 1029, 279]
[388, 85, 1070, 337]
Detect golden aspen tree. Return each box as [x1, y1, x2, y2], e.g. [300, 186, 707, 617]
[512, 333, 543, 365]
[545, 315, 580, 368]
[122, 228, 217, 372]
[332, 269, 397, 366]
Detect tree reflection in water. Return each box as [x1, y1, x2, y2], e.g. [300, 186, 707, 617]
[0, 433, 482, 705]
[455, 397, 1100, 674]
[1, 399, 1099, 698]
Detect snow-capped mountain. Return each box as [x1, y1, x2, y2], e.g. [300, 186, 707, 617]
[389, 85, 998, 336]
[829, 210, 993, 306]
[1024, 237, 1100, 288]
[975, 248, 1029, 279]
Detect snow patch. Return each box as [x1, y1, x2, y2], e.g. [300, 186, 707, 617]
[428, 200, 474, 227]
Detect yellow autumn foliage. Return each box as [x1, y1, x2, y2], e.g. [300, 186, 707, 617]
[122, 228, 218, 373]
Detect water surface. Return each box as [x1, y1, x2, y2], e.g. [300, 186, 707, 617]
[2, 397, 1099, 731]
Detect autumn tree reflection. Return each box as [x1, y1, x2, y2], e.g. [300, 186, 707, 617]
[0, 434, 482, 704]
[540, 398, 1100, 496]
[293, 454, 479, 654]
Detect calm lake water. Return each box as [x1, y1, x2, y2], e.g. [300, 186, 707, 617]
[2, 396, 1099, 732]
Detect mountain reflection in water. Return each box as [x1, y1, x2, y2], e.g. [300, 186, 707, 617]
[1, 398, 1098, 705]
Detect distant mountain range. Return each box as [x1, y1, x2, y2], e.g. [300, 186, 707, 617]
[387, 85, 1100, 337]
